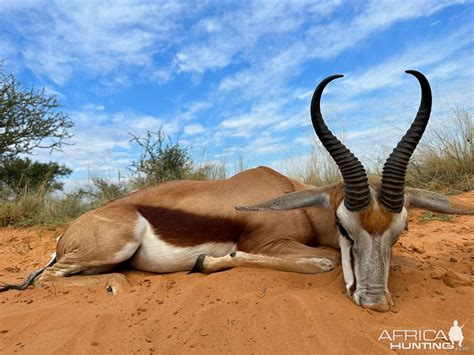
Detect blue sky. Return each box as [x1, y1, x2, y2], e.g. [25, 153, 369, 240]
[1, 0, 473, 188]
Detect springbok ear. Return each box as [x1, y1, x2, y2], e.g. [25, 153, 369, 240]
[235, 188, 330, 211]
[405, 188, 474, 215]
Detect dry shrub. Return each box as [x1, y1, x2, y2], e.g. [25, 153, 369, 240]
[0, 175, 130, 227]
[406, 109, 473, 194]
[0, 184, 89, 227]
[0, 186, 45, 227]
[187, 161, 227, 180]
[280, 109, 472, 195]
[88, 176, 130, 203]
[280, 142, 341, 186]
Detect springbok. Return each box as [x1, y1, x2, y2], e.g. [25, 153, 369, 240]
[1, 70, 472, 312]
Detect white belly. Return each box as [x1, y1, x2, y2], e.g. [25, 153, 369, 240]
[130, 216, 236, 273]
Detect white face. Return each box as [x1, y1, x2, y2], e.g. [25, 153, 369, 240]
[336, 203, 407, 312]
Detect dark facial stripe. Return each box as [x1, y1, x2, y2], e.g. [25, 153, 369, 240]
[136, 205, 245, 247]
[349, 244, 356, 295]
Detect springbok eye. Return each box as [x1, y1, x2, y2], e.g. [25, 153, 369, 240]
[337, 223, 353, 242]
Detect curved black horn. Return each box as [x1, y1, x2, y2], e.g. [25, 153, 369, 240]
[379, 70, 432, 213]
[310, 75, 370, 211]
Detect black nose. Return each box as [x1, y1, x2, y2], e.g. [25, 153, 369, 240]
[358, 292, 393, 312]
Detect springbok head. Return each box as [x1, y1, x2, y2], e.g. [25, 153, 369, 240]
[237, 70, 473, 312]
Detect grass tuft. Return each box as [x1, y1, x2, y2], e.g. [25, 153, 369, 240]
[406, 109, 473, 194]
[280, 143, 341, 186]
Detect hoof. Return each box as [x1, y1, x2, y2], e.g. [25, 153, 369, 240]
[188, 254, 206, 274]
[315, 258, 336, 271]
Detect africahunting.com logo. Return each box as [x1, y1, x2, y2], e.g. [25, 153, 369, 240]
[378, 320, 469, 351]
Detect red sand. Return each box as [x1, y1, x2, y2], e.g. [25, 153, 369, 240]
[0, 192, 473, 354]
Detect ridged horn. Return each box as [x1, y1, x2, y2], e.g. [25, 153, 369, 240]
[310, 75, 370, 211]
[379, 70, 432, 213]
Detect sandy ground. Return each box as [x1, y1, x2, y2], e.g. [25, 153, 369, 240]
[0, 192, 473, 354]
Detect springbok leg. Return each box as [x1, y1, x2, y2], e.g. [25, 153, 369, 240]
[34, 229, 142, 293]
[190, 240, 340, 274]
[36, 268, 130, 294]
[34, 256, 132, 294]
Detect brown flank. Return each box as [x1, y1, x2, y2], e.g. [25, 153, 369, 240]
[136, 205, 245, 247]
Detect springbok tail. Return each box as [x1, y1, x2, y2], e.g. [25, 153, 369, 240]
[0, 235, 61, 292]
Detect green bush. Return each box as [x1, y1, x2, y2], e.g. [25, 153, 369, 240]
[129, 128, 193, 188]
[0, 157, 71, 193]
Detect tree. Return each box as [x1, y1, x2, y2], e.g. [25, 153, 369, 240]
[0, 157, 72, 192]
[88, 175, 130, 203]
[129, 128, 192, 186]
[0, 64, 74, 159]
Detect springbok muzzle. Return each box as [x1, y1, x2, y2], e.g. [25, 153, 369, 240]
[352, 288, 393, 312]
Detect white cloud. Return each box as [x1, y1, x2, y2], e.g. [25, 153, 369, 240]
[180, 101, 212, 120]
[241, 132, 288, 155]
[337, 27, 473, 97]
[2, 0, 187, 84]
[305, 1, 468, 61]
[218, 0, 464, 98]
[3, 1, 473, 188]
[220, 115, 272, 130]
[184, 124, 205, 135]
[217, 101, 288, 138]
[2, 0, 465, 91]
[293, 136, 314, 146]
[174, 1, 342, 75]
[82, 104, 105, 112]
